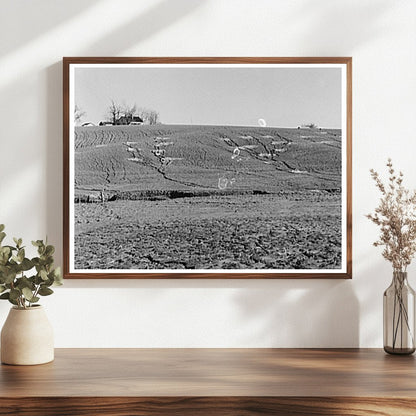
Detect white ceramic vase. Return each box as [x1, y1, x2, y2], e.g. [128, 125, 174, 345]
[1, 305, 54, 365]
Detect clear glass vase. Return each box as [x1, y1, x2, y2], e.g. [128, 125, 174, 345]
[383, 271, 415, 355]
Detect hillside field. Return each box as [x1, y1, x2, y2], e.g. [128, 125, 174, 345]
[73, 124, 342, 270]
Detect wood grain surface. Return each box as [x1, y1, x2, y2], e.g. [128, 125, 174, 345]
[1, 348, 414, 415]
[1, 397, 416, 416]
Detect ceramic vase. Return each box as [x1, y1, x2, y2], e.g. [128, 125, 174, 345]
[1, 305, 54, 365]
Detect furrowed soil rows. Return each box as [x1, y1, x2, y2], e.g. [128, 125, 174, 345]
[74, 125, 341, 196]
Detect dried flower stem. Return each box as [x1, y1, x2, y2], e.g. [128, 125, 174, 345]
[366, 159, 416, 271]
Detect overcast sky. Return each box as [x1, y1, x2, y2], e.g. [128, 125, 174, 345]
[74, 65, 342, 128]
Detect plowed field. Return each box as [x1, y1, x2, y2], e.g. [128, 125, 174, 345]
[73, 125, 342, 270]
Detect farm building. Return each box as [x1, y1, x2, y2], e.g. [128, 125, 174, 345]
[115, 114, 143, 125]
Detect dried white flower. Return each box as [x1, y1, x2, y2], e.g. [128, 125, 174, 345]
[367, 159, 416, 272]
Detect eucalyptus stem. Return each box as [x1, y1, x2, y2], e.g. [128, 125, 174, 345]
[33, 284, 41, 300]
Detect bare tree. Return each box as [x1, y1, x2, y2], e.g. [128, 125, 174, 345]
[138, 107, 160, 125]
[106, 100, 122, 124]
[147, 109, 160, 125]
[123, 103, 137, 118]
[74, 104, 86, 125]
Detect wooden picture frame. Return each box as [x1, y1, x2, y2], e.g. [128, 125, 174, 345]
[63, 57, 352, 279]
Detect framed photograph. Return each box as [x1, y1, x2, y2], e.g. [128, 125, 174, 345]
[63, 57, 352, 279]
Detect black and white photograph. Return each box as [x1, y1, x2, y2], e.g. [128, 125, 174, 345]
[64, 58, 352, 278]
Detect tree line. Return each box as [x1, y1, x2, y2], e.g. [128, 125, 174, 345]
[74, 100, 160, 126]
[107, 100, 159, 125]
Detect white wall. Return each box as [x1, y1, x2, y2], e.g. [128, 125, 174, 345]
[0, 0, 415, 347]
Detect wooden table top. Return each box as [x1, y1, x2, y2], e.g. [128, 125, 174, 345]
[0, 348, 415, 398]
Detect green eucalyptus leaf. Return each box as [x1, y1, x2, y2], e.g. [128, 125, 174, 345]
[0, 246, 10, 255]
[42, 273, 54, 286]
[39, 256, 54, 266]
[45, 245, 55, 256]
[52, 267, 63, 285]
[0, 224, 5, 232]
[38, 287, 53, 296]
[8, 297, 18, 306]
[9, 288, 21, 301]
[0, 247, 10, 265]
[0, 291, 17, 306]
[0, 264, 7, 279]
[17, 248, 25, 263]
[3, 245, 16, 251]
[22, 287, 36, 302]
[17, 276, 35, 290]
[9, 263, 21, 274]
[34, 275, 43, 285]
[3, 271, 17, 285]
[0, 232, 5, 244]
[40, 269, 48, 281]
[22, 287, 39, 303]
[20, 258, 34, 271]
[32, 240, 43, 247]
[0, 285, 6, 293]
[48, 269, 59, 283]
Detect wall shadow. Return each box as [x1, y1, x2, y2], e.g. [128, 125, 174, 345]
[83, 0, 205, 55]
[0, 0, 101, 57]
[46, 0, 205, 264]
[288, 0, 394, 52]
[232, 279, 359, 347]
[46, 62, 64, 263]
